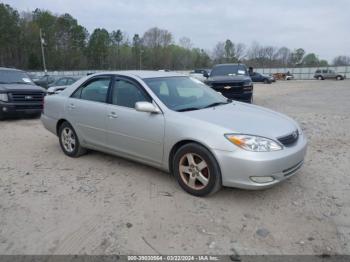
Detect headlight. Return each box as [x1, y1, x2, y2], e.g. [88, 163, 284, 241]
[0, 93, 9, 102]
[225, 134, 283, 152]
[243, 80, 252, 87]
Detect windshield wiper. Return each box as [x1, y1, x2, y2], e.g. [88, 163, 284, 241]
[202, 101, 230, 109]
[177, 107, 201, 112]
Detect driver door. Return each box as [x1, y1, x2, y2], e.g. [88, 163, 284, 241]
[106, 77, 165, 166]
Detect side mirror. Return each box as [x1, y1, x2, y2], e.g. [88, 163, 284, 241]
[203, 71, 209, 78]
[135, 101, 161, 114]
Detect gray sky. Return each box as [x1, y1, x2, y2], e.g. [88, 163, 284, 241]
[6, 0, 350, 61]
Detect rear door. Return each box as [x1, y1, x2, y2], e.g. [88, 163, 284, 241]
[322, 70, 330, 79]
[106, 77, 165, 165]
[66, 75, 112, 148]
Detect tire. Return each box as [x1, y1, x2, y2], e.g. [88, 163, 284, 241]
[336, 75, 343, 80]
[317, 76, 323, 80]
[173, 143, 222, 197]
[263, 79, 270, 84]
[58, 121, 86, 157]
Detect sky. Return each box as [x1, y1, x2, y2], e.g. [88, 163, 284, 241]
[5, 0, 350, 61]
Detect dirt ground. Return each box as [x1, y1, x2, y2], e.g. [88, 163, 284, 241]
[0, 80, 349, 255]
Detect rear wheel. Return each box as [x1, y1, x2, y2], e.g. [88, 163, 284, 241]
[317, 76, 323, 80]
[173, 143, 221, 197]
[58, 122, 86, 157]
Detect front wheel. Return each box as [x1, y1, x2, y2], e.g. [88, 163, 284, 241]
[58, 122, 86, 157]
[317, 76, 323, 80]
[173, 143, 222, 197]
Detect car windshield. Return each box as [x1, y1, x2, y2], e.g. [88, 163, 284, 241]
[144, 77, 230, 112]
[0, 70, 34, 85]
[210, 65, 248, 77]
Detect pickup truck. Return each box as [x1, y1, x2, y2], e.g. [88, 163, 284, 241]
[0, 67, 46, 120]
[204, 64, 253, 103]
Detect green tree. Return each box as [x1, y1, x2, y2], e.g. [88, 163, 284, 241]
[87, 28, 110, 69]
[0, 3, 21, 67]
[290, 48, 305, 66]
[302, 53, 319, 66]
[224, 39, 235, 62]
[111, 30, 123, 69]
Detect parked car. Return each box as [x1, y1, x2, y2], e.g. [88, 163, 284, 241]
[204, 64, 253, 103]
[34, 75, 59, 88]
[314, 69, 345, 80]
[189, 69, 211, 82]
[47, 76, 81, 95]
[48, 76, 80, 88]
[249, 72, 274, 84]
[41, 71, 307, 196]
[0, 67, 46, 120]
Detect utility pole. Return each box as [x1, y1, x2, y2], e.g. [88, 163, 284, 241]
[40, 28, 47, 74]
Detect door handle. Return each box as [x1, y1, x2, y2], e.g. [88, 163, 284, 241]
[108, 112, 118, 119]
[68, 103, 76, 109]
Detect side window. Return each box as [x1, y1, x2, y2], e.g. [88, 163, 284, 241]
[315, 70, 321, 74]
[322, 70, 328, 74]
[112, 79, 151, 108]
[71, 77, 110, 102]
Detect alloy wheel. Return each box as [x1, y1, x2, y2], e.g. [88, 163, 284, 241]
[179, 153, 210, 190]
[61, 127, 76, 153]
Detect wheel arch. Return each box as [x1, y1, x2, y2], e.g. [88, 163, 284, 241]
[168, 139, 219, 175]
[56, 118, 70, 135]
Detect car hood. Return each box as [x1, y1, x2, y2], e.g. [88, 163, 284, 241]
[206, 75, 251, 84]
[0, 83, 45, 92]
[184, 102, 298, 139]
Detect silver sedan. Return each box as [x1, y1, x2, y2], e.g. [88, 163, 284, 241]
[41, 71, 307, 196]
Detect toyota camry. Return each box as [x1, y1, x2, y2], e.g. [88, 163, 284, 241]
[41, 71, 307, 196]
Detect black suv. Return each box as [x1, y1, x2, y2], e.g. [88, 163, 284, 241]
[0, 67, 46, 120]
[204, 64, 253, 103]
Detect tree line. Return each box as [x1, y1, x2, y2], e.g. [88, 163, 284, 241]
[1, 3, 349, 72]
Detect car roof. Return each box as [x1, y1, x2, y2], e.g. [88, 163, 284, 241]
[213, 63, 244, 67]
[92, 70, 186, 79]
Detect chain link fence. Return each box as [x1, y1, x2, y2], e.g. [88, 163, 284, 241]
[254, 66, 349, 80]
[28, 66, 349, 80]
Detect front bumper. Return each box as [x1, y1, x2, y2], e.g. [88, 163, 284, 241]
[0, 102, 43, 117]
[213, 133, 308, 189]
[222, 91, 252, 103]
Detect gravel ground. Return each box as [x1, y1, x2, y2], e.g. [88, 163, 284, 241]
[0, 80, 349, 255]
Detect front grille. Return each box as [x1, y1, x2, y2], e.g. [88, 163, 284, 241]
[211, 83, 244, 96]
[212, 82, 243, 88]
[10, 92, 45, 102]
[15, 104, 43, 110]
[278, 130, 299, 146]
